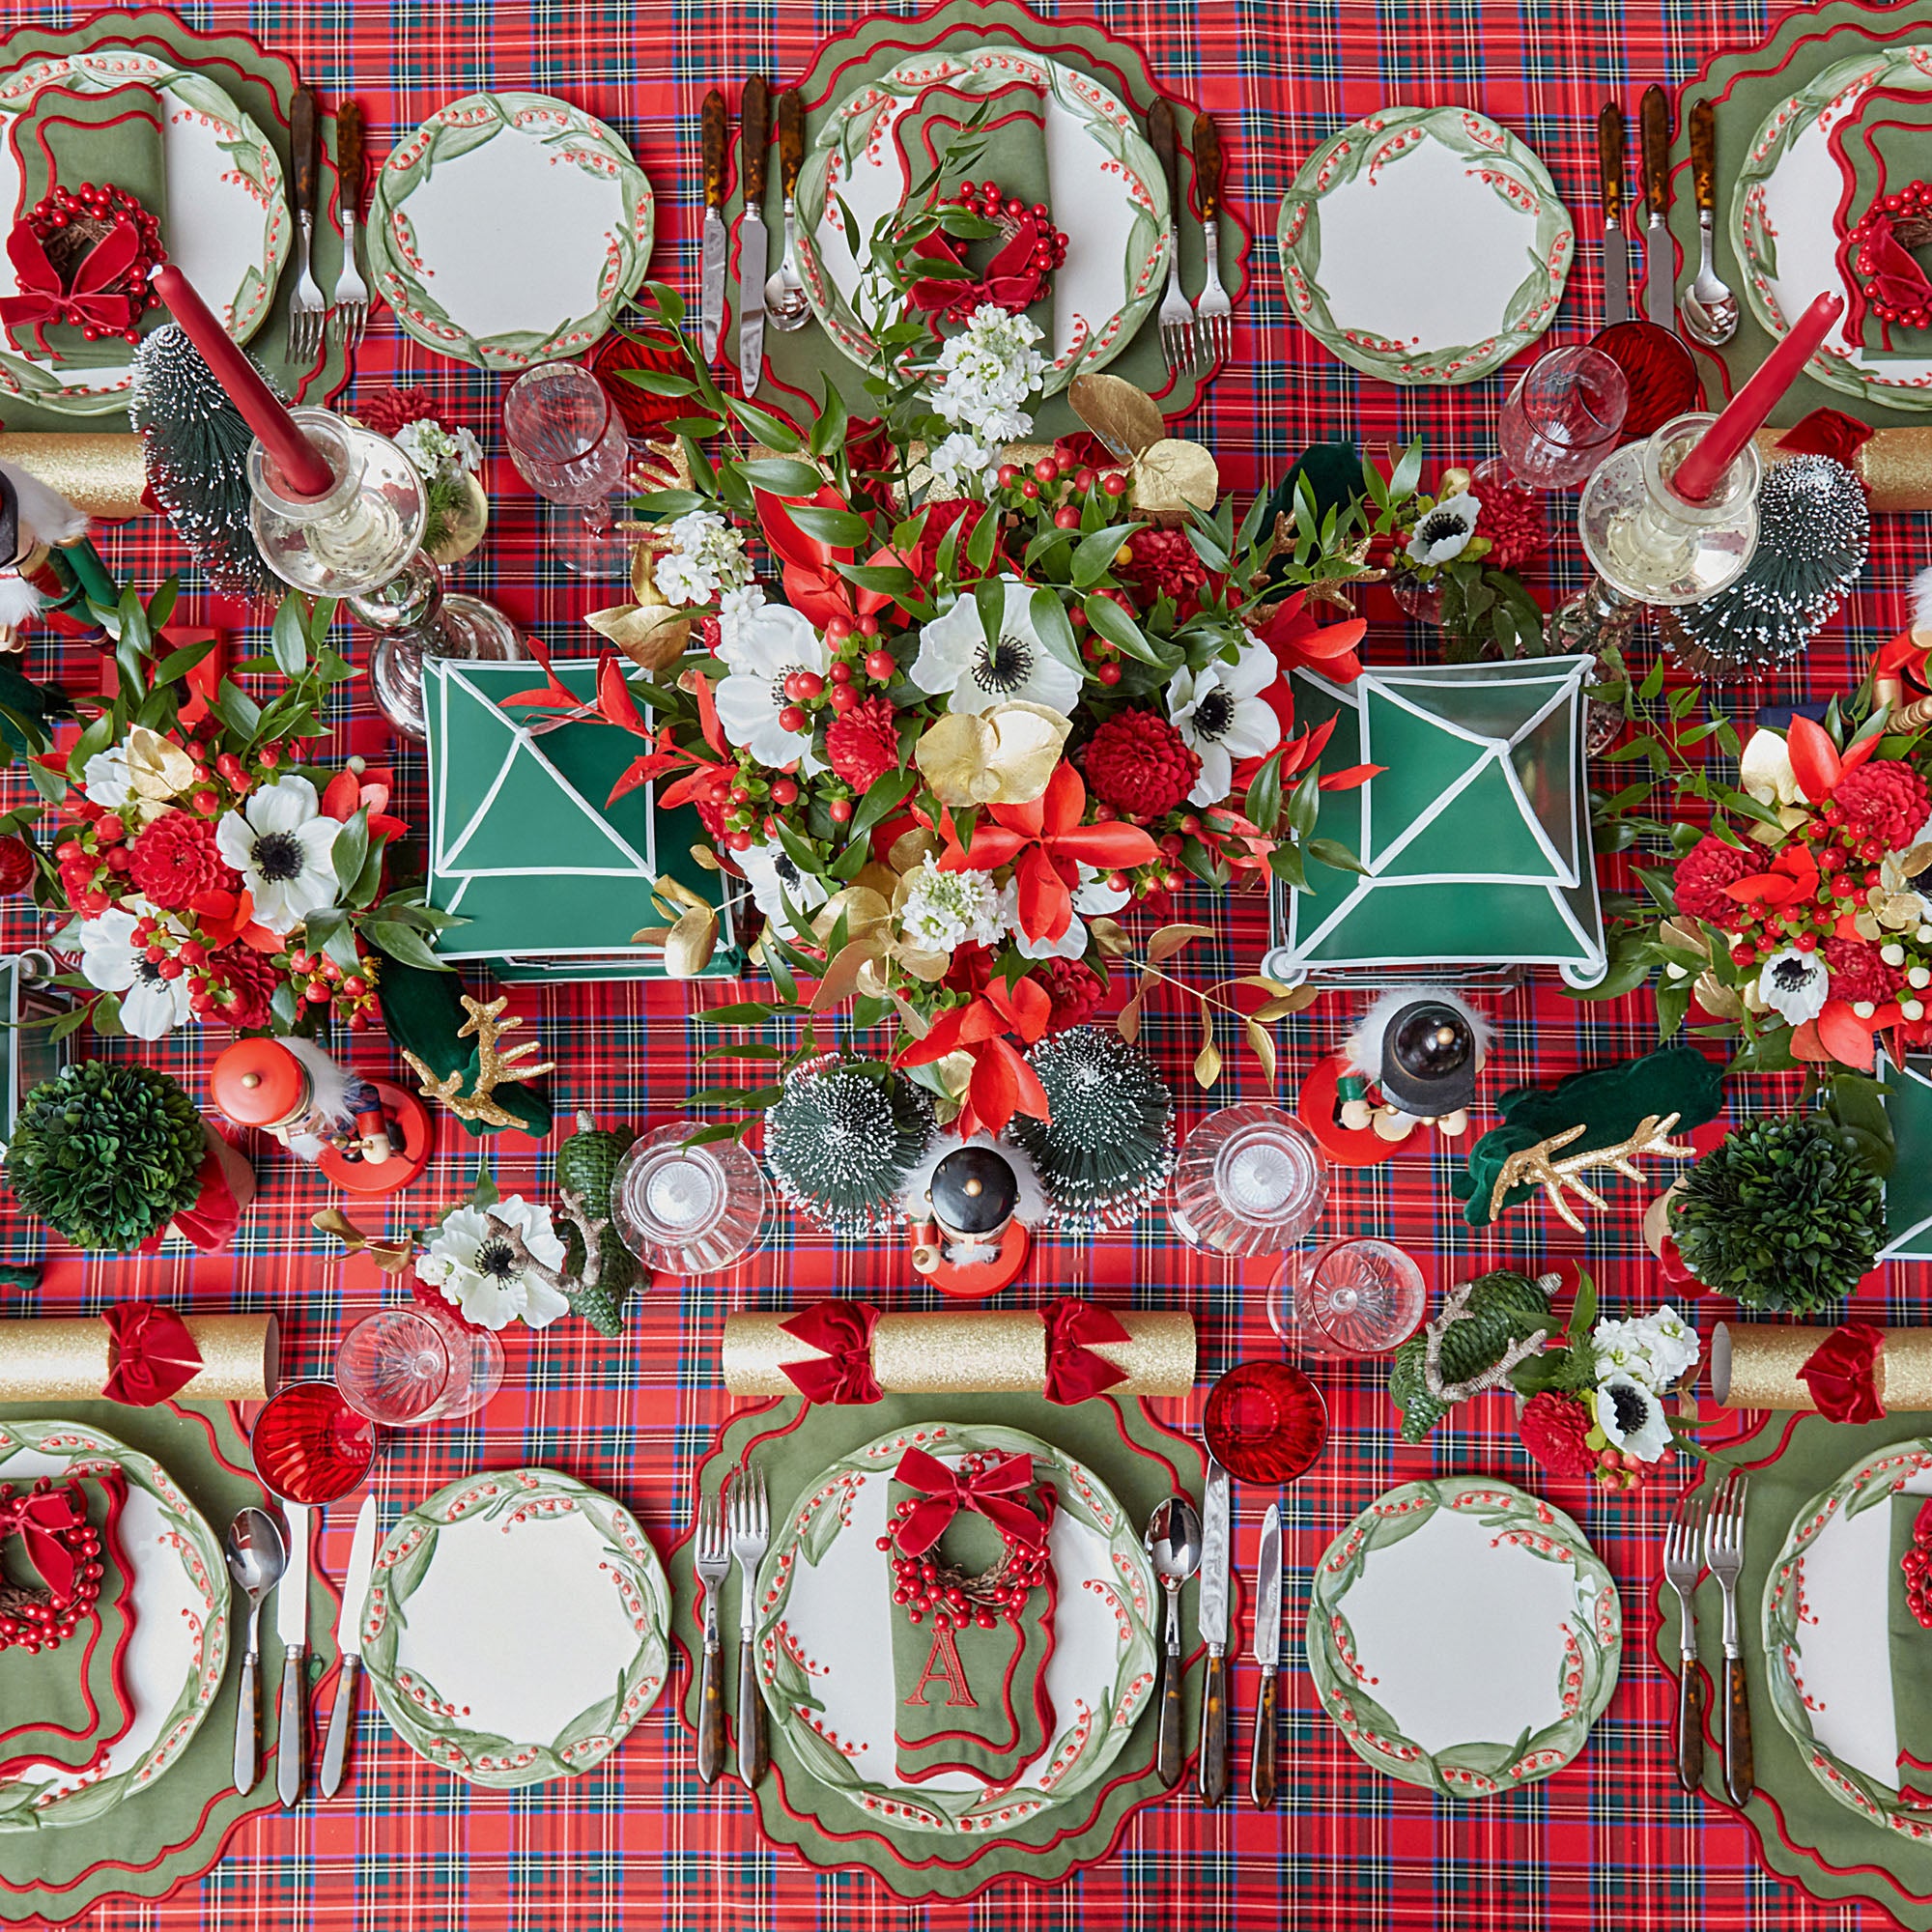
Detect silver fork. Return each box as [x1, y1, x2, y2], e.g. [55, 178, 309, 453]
[330, 99, 369, 348]
[727, 1466, 770, 1789]
[1147, 100, 1192, 375]
[1706, 1469, 1754, 1807]
[693, 1489, 730, 1786]
[1662, 1488, 1708, 1794]
[1191, 109, 1232, 369]
[287, 87, 328, 363]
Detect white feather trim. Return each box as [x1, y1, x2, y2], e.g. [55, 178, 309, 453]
[1913, 566, 1932, 636]
[0, 459, 86, 552]
[897, 1132, 1048, 1229]
[0, 573, 41, 628]
[283, 1035, 357, 1131]
[1345, 986, 1491, 1084]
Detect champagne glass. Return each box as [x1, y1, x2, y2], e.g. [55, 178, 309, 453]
[1493, 345, 1630, 490]
[1268, 1237, 1428, 1357]
[501, 360, 636, 579]
[334, 1299, 504, 1427]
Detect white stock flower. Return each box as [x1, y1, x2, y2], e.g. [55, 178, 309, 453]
[417, 1197, 570, 1332]
[899, 856, 1004, 954]
[1592, 1305, 1700, 1392]
[927, 305, 1047, 442]
[657, 507, 755, 607]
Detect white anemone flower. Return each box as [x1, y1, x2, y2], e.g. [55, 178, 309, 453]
[713, 602, 830, 770]
[1595, 1373, 1672, 1463]
[1167, 634, 1282, 807]
[908, 579, 1082, 717]
[416, 1196, 570, 1332]
[1755, 947, 1830, 1026]
[1406, 491, 1482, 567]
[213, 775, 340, 935]
[735, 838, 830, 940]
[74, 902, 194, 1039]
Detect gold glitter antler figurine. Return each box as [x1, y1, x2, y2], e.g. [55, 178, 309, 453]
[1488, 1112, 1697, 1236]
[402, 994, 555, 1129]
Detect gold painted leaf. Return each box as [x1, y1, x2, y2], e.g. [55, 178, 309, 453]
[1194, 1039, 1222, 1088]
[1244, 1019, 1277, 1083]
[1250, 992, 1316, 1023]
[1116, 985, 1147, 1043]
[810, 937, 876, 1011]
[1067, 373, 1163, 459]
[689, 843, 722, 871]
[125, 724, 198, 801]
[914, 702, 1071, 808]
[1131, 439, 1219, 517]
[587, 600, 693, 673]
[664, 907, 718, 979]
[629, 924, 673, 945]
[1088, 916, 1131, 959]
[1693, 971, 1746, 1020]
[1147, 922, 1215, 964]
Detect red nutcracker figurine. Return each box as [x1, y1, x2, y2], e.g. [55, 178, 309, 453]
[209, 1037, 432, 1196]
[907, 1145, 1031, 1298]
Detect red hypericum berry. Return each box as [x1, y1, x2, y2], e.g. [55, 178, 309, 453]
[1824, 804, 1846, 826]
[258, 745, 280, 768]
[829, 661, 854, 686]
[769, 779, 798, 806]
[1096, 661, 1122, 686]
[727, 830, 753, 852]
[996, 464, 1020, 490]
[1102, 472, 1128, 497]
[728, 787, 750, 806]
[1820, 848, 1847, 871]
[341, 976, 366, 997]
[778, 704, 808, 733]
[180, 940, 207, 966]
[1832, 873, 1857, 896]
[824, 612, 853, 642]
[781, 672, 808, 703]
[1073, 467, 1097, 493]
[828, 684, 859, 715]
[1020, 479, 1040, 499]
[303, 980, 331, 1004]
[1730, 943, 1756, 966]
[144, 945, 167, 964]
[794, 670, 825, 700]
[192, 788, 219, 815]
[864, 649, 895, 681]
[1054, 506, 1081, 529]
[828, 797, 853, 824]
[1033, 457, 1060, 483]
[95, 813, 125, 844]
[857, 614, 879, 638]
[103, 846, 130, 872]
[54, 840, 80, 863]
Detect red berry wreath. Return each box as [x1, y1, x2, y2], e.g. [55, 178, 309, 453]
[907, 180, 1069, 324]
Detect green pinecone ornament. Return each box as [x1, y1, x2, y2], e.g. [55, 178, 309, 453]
[1008, 1027, 1175, 1231]
[764, 1056, 935, 1232]
[556, 1112, 639, 1336]
[1387, 1269, 1553, 1442]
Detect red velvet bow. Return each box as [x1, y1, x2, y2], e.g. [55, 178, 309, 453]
[1798, 1322, 1887, 1424]
[0, 1484, 84, 1602]
[135, 1137, 243, 1258]
[893, 1445, 1046, 1557]
[0, 217, 141, 353]
[778, 1300, 882, 1406]
[101, 1303, 206, 1406]
[908, 217, 1050, 322]
[1040, 1298, 1130, 1405]
[1776, 407, 1875, 473]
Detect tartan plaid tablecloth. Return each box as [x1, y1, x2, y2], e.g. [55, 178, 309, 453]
[0, 0, 1914, 1924]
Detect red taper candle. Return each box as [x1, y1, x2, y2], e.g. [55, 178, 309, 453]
[1670, 290, 1845, 504]
[149, 263, 335, 499]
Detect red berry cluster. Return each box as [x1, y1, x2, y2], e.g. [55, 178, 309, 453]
[1906, 1501, 1932, 1630]
[991, 454, 1132, 687]
[948, 181, 1069, 280]
[0, 1481, 103, 1655]
[875, 1456, 1052, 1635]
[283, 947, 382, 1029]
[19, 183, 163, 343]
[1851, 185, 1932, 331]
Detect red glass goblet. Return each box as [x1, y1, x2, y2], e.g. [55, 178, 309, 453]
[251, 1381, 377, 1506]
[1203, 1361, 1329, 1485]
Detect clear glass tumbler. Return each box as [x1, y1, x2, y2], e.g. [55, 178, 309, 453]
[1168, 1104, 1328, 1257]
[1268, 1237, 1428, 1357]
[501, 360, 635, 577]
[1495, 345, 1630, 490]
[334, 1300, 505, 1428]
[612, 1122, 770, 1275]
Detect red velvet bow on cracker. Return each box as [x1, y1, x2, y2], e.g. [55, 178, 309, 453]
[101, 1302, 205, 1406]
[908, 217, 1052, 322]
[1040, 1297, 1131, 1405]
[0, 1484, 84, 1602]
[892, 1445, 1047, 1557]
[0, 216, 141, 354]
[1798, 1321, 1887, 1424]
[778, 1300, 882, 1406]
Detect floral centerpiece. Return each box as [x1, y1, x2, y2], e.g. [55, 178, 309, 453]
[525, 128, 1385, 1138]
[14, 583, 457, 1040]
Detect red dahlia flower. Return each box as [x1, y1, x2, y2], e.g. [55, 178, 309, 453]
[1082, 710, 1200, 820]
[1834, 759, 1931, 852]
[826, 695, 901, 791]
[1518, 1391, 1599, 1479]
[127, 810, 242, 912]
[1671, 835, 1759, 926]
[1037, 957, 1103, 1034]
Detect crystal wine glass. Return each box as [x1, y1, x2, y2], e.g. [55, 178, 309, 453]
[334, 1300, 504, 1427]
[1169, 1105, 1328, 1257]
[611, 1122, 770, 1275]
[1268, 1237, 1428, 1357]
[501, 360, 636, 579]
[1494, 345, 1630, 490]
[250, 1380, 378, 1505]
[1203, 1361, 1329, 1485]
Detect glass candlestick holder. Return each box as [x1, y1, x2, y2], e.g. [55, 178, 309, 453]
[350, 554, 528, 743]
[1550, 410, 1763, 659]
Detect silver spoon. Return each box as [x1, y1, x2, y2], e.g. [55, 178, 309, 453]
[763, 88, 810, 333]
[226, 1507, 287, 1794]
[1145, 1493, 1202, 1788]
[1682, 99, 1738, 348]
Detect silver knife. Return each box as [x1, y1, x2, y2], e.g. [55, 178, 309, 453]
[698, 88, 728, 367]
[1640, 85, 1674, 330]
[275, 1501, 310, 1808]
[737, 77, 770, 397]
[1598, 101, 1630, 328]
[319, 1496, 378, 1800]
[1250, 1503, 1282, 1809]
[1196, 1459, 1231, 1805]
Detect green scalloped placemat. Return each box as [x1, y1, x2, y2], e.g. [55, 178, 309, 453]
[0, 9, 350, 432]
[713, 0, 1245, 436]
[669, 1391, 1208, 1900]
[0, 1399, 339, 1926]
[1658, 1408, 1932, 1926]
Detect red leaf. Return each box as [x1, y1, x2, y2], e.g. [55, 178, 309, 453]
[320, 769, 361, 821]
[1785, 715, 1842, 801]
[1318, 762, 1382, 791]
[967, 1043, 1020, 1138]
[687, 669, 726, 757]
[1815, 1001, 1878, 1068]
[596, 655, 649, 737]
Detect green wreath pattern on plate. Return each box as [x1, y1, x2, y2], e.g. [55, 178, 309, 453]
[0, 1419, 228, 1829]
[1306, 1478, 1621, 1799]
[0, 51, 289, 412]
[793, 47, 1167, 395]
[361, 1467, 670, 1789]
[1764, 1436, 1932, 1836]
[1732, 44, 1932, 411]
[756, 1421, 1159, 1834]
[369, 92, 653, 371]
[1277, 104, 1573, 385]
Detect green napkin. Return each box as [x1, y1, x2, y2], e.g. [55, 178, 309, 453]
[1893, 1493, 1932, 1803]
[887, 1456, 1057, 1786]
[7, 81, 166, 367]
[0, 1469, 134, 1777]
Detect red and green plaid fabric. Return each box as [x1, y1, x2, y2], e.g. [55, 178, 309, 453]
[0, 0, 1907, 1924]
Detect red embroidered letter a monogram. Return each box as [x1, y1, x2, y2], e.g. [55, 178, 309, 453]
[907, 1625, 978, 1708]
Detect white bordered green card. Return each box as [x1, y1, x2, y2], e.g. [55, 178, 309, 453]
[1307, 1477, 1621, 1798]
[361, 1467, 669, 1788]
[1279, 104, 1573, 384]
[368, 92, 653, 370]
[0, 1419, 228, 1826]
[756, 1422, 1159, 1834]
[1877, 1051, 1932, 1261]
